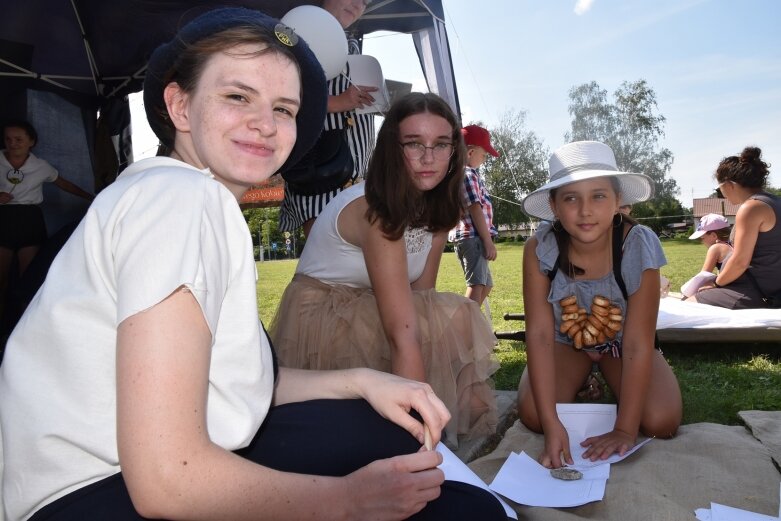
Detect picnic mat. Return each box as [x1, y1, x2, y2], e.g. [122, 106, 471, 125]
[469, 418, 780, 520]
[740, 410, 781, 468]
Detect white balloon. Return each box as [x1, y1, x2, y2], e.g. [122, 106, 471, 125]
[281, 6, 348, 81]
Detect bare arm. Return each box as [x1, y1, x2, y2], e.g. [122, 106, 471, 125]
[716, 199, 773, 285]
[410, 231, 446, 290]
[362, 220, 426, 382]
[117, 288, 446, 521]
[467, 202, 497, 261]
[523, 238, 573, 466]
[614, 269, 660, 439]
[54, 175, 94, 201]
[117, 288, 347, 520]
[336, 198, 425, 382]
[522, 238, 559, 433]
[274, 366, 451, 447]
[699, 243, 724, 273]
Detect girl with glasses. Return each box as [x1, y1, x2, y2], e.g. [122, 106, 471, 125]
[270, 93, 499, 449]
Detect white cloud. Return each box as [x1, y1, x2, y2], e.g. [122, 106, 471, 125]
[574, 0, 595, 15]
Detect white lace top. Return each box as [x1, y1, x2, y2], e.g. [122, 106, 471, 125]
[296, 183, 432, 288]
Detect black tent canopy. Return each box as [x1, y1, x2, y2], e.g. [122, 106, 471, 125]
[0, 0, 459, 111]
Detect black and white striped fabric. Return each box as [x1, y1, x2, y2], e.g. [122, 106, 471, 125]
[279, 40, 376, 232]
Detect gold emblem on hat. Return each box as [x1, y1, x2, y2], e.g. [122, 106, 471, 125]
[274, 23, 298, 47]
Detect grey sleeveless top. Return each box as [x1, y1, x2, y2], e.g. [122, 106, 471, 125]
[745, 192, 781, 295]
[534, 221, 667, 345]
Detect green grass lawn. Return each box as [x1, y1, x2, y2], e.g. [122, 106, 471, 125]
[256, 238, 781, 426]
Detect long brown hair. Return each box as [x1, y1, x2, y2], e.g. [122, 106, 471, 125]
[364, 92, 465, 240]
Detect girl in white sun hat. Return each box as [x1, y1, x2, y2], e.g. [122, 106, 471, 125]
[516, 141, 681, 469]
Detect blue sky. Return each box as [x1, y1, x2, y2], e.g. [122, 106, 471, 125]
[362, 0, 781, 208]
[131, 0, 781, 209]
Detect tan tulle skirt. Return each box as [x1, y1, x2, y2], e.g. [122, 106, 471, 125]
[269, 274, 499, 447]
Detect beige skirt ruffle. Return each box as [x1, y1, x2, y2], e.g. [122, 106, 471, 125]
[269, 274, 499, 447]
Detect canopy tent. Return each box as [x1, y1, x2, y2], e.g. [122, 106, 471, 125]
[0, 0, 460, 219]
[0, 0, 459, 111]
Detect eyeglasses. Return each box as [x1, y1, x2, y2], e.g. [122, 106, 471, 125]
[399, 142, 454, 161]
[715, 180, 732, 199]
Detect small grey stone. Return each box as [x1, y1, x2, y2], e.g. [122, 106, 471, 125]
[550, 467, 583, 481]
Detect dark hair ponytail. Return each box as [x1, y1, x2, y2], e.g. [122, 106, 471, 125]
[716, 146, 770, 189]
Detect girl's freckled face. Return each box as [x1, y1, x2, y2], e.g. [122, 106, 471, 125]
[181, 45, 301, 195]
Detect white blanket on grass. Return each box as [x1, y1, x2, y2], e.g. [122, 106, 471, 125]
[658, 297, 781, 330]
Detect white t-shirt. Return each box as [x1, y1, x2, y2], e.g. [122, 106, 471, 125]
[0, 151, 58, 205]
[0, 157, 275, 521]
[296, 183, 432, 288]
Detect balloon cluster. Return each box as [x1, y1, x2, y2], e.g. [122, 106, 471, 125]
[558, 295, 624, 349]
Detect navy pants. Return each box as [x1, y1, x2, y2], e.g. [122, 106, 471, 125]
[30, 399, 507, 520]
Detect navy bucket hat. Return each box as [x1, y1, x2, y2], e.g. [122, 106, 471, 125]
[143, 7, 327, 174]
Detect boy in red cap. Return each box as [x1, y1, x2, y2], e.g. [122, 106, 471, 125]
[449, 125, 499, 309]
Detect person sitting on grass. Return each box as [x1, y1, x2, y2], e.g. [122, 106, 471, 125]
[688, 146, 781, 309]
[516, 140, 682, 469]
[680, 213, 733, 298]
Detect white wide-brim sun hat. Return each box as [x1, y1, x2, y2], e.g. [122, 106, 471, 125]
[522, 141, 654, 222]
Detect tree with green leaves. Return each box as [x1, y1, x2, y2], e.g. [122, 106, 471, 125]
[478, 109, 549, 228]
[566, 79, 684, 232]
[242, 207, 302, 259]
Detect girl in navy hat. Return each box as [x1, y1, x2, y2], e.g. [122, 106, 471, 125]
[516, 141, 681, 469]
[0, 9, 505, 520]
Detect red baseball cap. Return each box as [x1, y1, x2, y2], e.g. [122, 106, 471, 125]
[462, 125, 499, 157]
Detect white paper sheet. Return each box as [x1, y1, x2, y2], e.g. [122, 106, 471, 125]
[487, 404, 656, 508]
[345, 54, 390, 114]
[695, 483, 781, 521]
[695, 502, 780, 521]
[489, 451, 607, 507]
[437, 443, 518, 519]
[556, 403, 653, 469]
